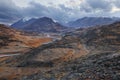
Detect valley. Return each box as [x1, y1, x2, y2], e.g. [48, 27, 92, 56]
[0, 20, 120, 80]
[1, 0, 120, 79]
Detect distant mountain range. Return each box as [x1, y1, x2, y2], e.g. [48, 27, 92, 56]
[11, 17, 120, 33]
[68, 17, 120, 28]
[11, 17, 66, 33]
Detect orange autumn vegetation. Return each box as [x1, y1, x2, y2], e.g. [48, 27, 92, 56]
[24, 38, 52, 48]
[13, 33, 52, 48]
[0, 67, 40, 80]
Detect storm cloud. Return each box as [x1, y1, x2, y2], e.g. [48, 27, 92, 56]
[0, 0, 22, 24]
[22, 2, 71, 23]
[0, 0, 120, 24]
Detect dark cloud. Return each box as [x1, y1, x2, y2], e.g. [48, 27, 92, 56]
[21, 2, 71, 23]
[22, 2, 46, 18]
[87, 0, 112, 11]
[0, 0, 22, 24]
[113, 0, 120, 8]
[0, 0, 71, 24]
[0, 0, 120, 24]
[80, 0, 112, 13]
[79, 0, 120, 19]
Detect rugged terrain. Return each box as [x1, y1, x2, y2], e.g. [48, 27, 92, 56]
[0, 22, 120, 80]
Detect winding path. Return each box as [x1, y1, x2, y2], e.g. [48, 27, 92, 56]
[0, 54, 20, 58]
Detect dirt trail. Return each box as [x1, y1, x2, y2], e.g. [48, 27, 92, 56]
[0, 54, 20, 58]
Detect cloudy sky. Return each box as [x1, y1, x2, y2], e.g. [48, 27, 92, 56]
[0, 0, 120, 24]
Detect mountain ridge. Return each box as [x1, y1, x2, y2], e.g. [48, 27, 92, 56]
[68, 17, 120, 28]
[11, 17, 67, 33]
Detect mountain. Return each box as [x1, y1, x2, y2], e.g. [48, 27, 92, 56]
[68, 17, 120, 28]
[11, 17, 66, 33]
[11, 18, 36, 29]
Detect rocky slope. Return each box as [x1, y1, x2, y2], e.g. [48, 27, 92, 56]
[67, 21, 120, 52]
[21, 51, 120, 80]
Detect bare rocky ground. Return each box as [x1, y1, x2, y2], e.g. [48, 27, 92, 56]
[0, 22, 120, 80]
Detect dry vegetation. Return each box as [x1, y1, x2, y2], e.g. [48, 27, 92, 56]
[0, 67, 45, 80]
[0, 24, 52, 54]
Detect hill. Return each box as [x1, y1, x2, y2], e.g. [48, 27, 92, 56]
[0, 24, 52, 54]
